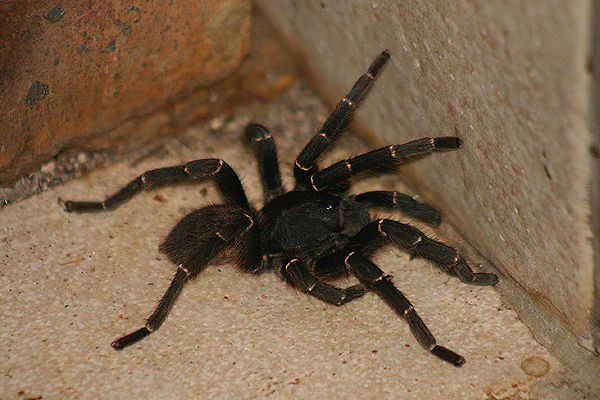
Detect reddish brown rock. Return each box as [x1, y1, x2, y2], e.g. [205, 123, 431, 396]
[0, 0, 251, 185]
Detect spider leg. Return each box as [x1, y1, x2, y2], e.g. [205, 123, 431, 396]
[111, 266, 189, 350]
[111, 243, 224, 350]
[62, 158, 251, 212]
[112, 208, 257, 350]
[312, 218, 497, 364]
[344, 252, 466, 367]
[294, 50, 390, 187]
[245, 123, 284, 201]
[375, 219, 498, 285]
[339, 219, 498, 285]
[310, 137, 462, 192]
[280, 258, 369, 305]
[350, 191, 442, 226]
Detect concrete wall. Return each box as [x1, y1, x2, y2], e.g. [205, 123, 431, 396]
[255, 0, 598, 359]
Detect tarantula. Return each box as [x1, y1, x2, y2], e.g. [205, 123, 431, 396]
[62, 50, 498, 366]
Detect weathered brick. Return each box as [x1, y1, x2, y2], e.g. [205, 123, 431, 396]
[1, 0, 251, 185]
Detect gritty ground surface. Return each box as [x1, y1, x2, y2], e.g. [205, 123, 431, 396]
[1, 81, 584, 399]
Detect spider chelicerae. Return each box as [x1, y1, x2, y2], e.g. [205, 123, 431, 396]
[62, 50, 498, 366]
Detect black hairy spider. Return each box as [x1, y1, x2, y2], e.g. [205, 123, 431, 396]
[62, 50, 498, 366]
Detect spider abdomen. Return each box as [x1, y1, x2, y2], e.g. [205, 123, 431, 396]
[160, 204, 260, 275]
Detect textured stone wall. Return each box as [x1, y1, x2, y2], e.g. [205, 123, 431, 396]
[255, 0, 597, 357]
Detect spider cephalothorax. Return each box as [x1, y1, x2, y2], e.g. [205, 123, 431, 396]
[62, 50, 498, 366]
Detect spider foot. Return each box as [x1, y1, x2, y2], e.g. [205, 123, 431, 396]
[471, 271, 499, 286]
[413, 203, 442, 226]
[59, 197, 105, 213]
[431, 345, 466, 367]
[432, 137, 463, 149]
[111, 327, 151, 350]
[338, 283, 369, 304]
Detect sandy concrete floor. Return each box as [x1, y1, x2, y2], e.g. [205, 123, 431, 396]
[1, 82, 575, 399]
